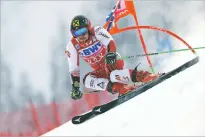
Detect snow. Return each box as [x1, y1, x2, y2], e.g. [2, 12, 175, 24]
[42, 50, 205, 136]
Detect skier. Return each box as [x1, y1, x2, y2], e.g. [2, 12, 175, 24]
[65, 15, 160, 100]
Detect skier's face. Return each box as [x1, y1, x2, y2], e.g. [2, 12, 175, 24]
[72, 27, 89, 43]
[76, 33, 89, 43]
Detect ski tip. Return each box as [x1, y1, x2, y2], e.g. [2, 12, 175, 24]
[72, 116, 82, 124]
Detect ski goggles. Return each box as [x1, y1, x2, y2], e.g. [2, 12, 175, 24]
[72, 27, 88, 37]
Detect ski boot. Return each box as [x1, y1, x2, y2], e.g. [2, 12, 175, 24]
[131, 64, 161, 83]
[107, 82, 136, 95]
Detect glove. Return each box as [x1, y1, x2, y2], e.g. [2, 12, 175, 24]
[105, 52, 117, 65]
[71, 81, 83, 100]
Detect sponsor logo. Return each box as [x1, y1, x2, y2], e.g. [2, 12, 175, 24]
[79, 41, 102, 56]
[84, 52, 105, 64]
[95, 26, 103, 32]
[90, 79, 95, 88]
[74, 117, 81, 122]
[115, 75, 129, 81]
[97, 81, 105, 89]
[72, 19, 79, 27]
[115, 75, 121, 81]
[94, 107, 101, 113]
[98, 32, 110, 39]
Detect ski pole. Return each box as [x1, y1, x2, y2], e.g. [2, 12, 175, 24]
[122, 46, 205, 60]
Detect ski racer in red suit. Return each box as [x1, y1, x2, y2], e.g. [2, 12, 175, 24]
[65, 15, 160, 100]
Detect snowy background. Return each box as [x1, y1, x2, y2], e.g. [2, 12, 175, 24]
[1, 1, 205, 134]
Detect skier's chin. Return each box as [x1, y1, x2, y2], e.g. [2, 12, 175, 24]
[77, 34, 89, 43]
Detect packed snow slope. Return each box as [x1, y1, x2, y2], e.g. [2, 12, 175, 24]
[42, 50, 205, 136]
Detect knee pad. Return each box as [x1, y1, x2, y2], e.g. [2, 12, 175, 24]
[110, 69, 132, 84]
[84, 74, 109, 91]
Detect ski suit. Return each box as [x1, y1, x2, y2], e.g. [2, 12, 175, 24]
[66, 26, 154, 95]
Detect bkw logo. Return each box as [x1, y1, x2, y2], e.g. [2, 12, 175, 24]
[80, 41, 102, 56]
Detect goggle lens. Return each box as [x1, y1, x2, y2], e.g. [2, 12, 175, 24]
[72, 27, 88, 37]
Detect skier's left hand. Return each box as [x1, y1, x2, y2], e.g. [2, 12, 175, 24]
[105, 52, 117, 65]
[71, 81, 83, 100]
[71, 89, 82, 100]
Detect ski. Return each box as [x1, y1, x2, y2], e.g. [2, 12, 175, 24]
[72, 56, 199, 124]
[72, 110, 96, 124]
[93, 56, 199, 114]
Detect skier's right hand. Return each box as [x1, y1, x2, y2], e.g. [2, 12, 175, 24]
[105, 52, 117, 65]
[71, 81, 83, 100]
